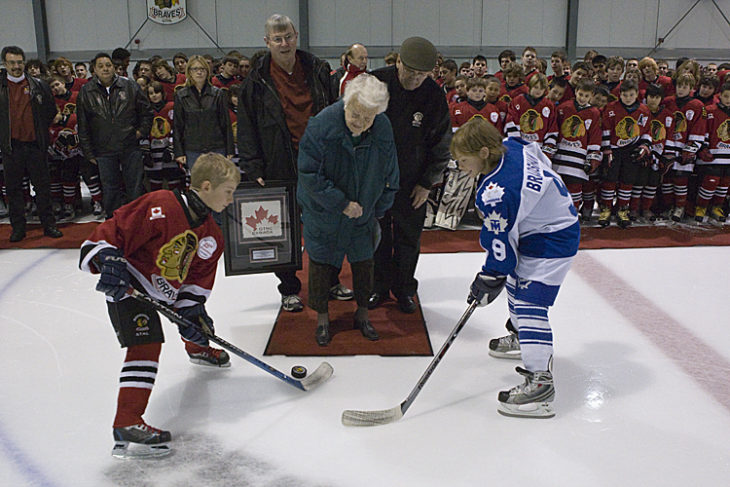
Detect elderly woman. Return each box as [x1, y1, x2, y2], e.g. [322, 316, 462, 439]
[297, 74, 399, 346]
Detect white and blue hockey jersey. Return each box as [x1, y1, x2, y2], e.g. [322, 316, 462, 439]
[476, 137, 580, 306]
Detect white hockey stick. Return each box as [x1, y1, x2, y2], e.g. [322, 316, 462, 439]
[341, 301, 479, 426]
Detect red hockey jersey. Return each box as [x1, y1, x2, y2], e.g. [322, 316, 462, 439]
[504, 93, 558, 146]
[647, 105, 676, 161]
[552, 100, 602, 180]
[450, 100, 505, 133]
[601, 100, 652, 150]
[499, 83, 528, 105]
[49, 113, 82, 160]
[54, 90, 78, 117]
[161, 74, 187, 102]
[79, 190, 224, 308]
[664, 96, 706, 154]
[701, 103, 730, 165]
[211, 74, 240, 90]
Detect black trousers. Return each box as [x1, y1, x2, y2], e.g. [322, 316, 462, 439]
[308, 258, 373, 313]
[4, 140, 56, 231]
[373, 191, 427, 299]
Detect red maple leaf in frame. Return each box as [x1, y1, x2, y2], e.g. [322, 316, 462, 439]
[245, 205, 269, 231]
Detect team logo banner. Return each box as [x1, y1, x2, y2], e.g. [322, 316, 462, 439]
[147, 0, 187, 25]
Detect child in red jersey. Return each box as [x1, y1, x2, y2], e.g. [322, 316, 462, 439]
[501, 64, 528, 104]
[598, 80, 652, 228]
[638, 57, 674, 99]
[146, 82, 184, 191]
[547, 77, 568, 105]
[696, 76, 719, 106]
[483, 75, 508, 130]
[636, 83, 676, 221]
[451, 77, 505, 133]
[694, 82, 730, 222]
[79, 153, 241, 459]
[664, 73, 707, 221]
[552, 79, 603, 219]
[504, 73, 558, 155]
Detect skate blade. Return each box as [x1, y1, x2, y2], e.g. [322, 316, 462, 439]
[497, 401, 555, 419]
[488, 350, 522, 360]
[112, 442, 172, 459]
[189, 357, 231, 368]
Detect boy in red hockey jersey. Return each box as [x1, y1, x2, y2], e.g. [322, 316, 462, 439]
[146, 81, 185, 191]
[501, 64, 528, 104]
[598, 80, 652, 228]
[665, 73, 707, 221]
[79, 153, 240, 459]
[451, 77, 505, 133]
[694, 82, 730, 222]
[635, 83, 676, 221]
[552, 79, 603, 219]
[504, 73, 558, 153]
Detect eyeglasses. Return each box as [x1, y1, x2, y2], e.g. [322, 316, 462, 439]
[4, 59, 24, 66]
[189, 67, 207, 73]
[267, 33, 296, 45]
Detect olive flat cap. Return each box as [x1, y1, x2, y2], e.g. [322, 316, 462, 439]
[399, 37, 438, 71]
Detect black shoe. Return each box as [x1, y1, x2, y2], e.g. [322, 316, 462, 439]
[315, 323, 331, 346]
[354, 320, 379, 341]
[9, 228, 26, 242]
[397, 296, 417, 314]
[367, 292, 385, 310]
[43, 225, 63, 238]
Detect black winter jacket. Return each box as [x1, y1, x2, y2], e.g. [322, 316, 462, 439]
[237, 50, 338, 182]
[0, 71, 56, 155]
[173, 82, 233, 157]
[371, 66, 452, 193]
[76, 75, 153, 159]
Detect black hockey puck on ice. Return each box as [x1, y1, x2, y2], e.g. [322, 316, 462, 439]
[291, 365, 307, 378]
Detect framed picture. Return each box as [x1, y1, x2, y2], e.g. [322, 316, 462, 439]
[222, 180, 302, 276]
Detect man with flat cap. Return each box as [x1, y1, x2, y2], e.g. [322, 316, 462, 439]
[369, 37, 452, 313]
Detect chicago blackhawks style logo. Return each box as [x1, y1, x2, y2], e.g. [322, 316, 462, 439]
[673, 111, 687, 135]
[650, 119, 667, 143]
[561, 115, 586, 139]
[61, 102, 76, 116]
[717, 119, 730, 142]
[615, 116, 640, 141]
[156, 230, 198, 282]
[519, 109, 543, 133]
[151, 116, 171, 139]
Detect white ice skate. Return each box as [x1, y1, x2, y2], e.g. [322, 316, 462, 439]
[497, 367, 555, 418]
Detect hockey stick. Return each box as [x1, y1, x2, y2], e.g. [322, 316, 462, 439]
[127, 289, 333, 391]
[341, 301, 479, 426]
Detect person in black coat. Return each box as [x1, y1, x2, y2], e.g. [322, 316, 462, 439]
[368, 37, 453, 314]
[0, 45, 62, 241]
[173, 55, 234, 171]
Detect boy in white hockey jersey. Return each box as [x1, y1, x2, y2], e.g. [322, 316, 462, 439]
[450, 118, 580, 418]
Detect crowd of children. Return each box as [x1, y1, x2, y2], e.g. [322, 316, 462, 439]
[2, 45, 729, 230]
[443, 48, 730, 228]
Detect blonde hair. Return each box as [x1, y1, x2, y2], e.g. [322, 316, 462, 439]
[527, 72, 548, 90]
[190, 153, 241, 190]
[450, 117, 506, 167]
[185, 55, 211, 86]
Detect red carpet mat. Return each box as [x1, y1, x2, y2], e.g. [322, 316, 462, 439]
[0, 222, 99, 250]
[264, 256, 433, 357]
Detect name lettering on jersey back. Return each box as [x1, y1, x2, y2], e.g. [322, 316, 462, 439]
[525, 155, 543, 192]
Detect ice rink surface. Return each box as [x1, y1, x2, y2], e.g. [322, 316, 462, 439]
[1, 245, 729, 486]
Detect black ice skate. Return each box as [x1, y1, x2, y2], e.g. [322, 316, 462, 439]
[188, 345, 231, 367]
[112, 422, 171, 459]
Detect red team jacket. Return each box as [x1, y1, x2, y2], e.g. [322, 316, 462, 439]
[664, 96, 707, 160]
[450, 100, 505, 133]
[701, 103, 730, 166]
[646, 104, 677, 164]
[160, 74, 187, 102]
[505, 93, 558, 147]
[80, 190, 224, 308]
[552, 100, 603, 180]
[601, 100, 652, 151]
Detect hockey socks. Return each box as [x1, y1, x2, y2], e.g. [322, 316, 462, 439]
[113, 343, 161, 428]
[696, 174, 720, 211]
[507, 277, 553, 372]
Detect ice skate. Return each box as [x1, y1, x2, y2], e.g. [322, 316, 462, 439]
[111, 422, 171, 459]
[597, 207, 611, 227]
[187, 344, 231, 367]
[488, 330, 521, 359]
[497, 367, 555, 418]
[671, 206, 684, 222]
[710, 206, 726, 223]
[617, 208, 631, 228]
[93, 200, 103, 216]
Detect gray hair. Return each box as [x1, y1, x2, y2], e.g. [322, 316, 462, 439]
[342, 74, 389, 114]
[265, 14, 296, 36]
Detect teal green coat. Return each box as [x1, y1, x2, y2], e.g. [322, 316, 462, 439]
[297, 100, 399, 267]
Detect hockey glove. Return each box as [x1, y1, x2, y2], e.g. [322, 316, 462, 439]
[95, 248, 131, 302]
[542, 143, 557, 158]
[680, 150, 696, 166]
[631, 145, 650, 165]
[177, 304, 214, 346]
[603, 149, 613, 168]
[468, 272, 507, 307]
[698, 147, 713, 163]
[585, 152, 602, 175]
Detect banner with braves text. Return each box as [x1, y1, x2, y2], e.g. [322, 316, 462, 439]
[147, 0, 186, 25]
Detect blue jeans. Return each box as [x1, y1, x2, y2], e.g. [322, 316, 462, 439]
[96, 149, 145, 218]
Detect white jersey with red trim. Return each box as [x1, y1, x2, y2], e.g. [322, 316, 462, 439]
[79, 190, 224, 308]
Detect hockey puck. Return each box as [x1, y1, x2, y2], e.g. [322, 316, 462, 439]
[291, 365, 307, 379]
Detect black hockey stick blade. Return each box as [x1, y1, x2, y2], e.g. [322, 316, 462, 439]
[127, 289, 333, 391]
[342, 301, 478, 426]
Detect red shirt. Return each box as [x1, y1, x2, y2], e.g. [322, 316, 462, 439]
[270, 56, 313, 152]
[8, 77, 35, 141]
